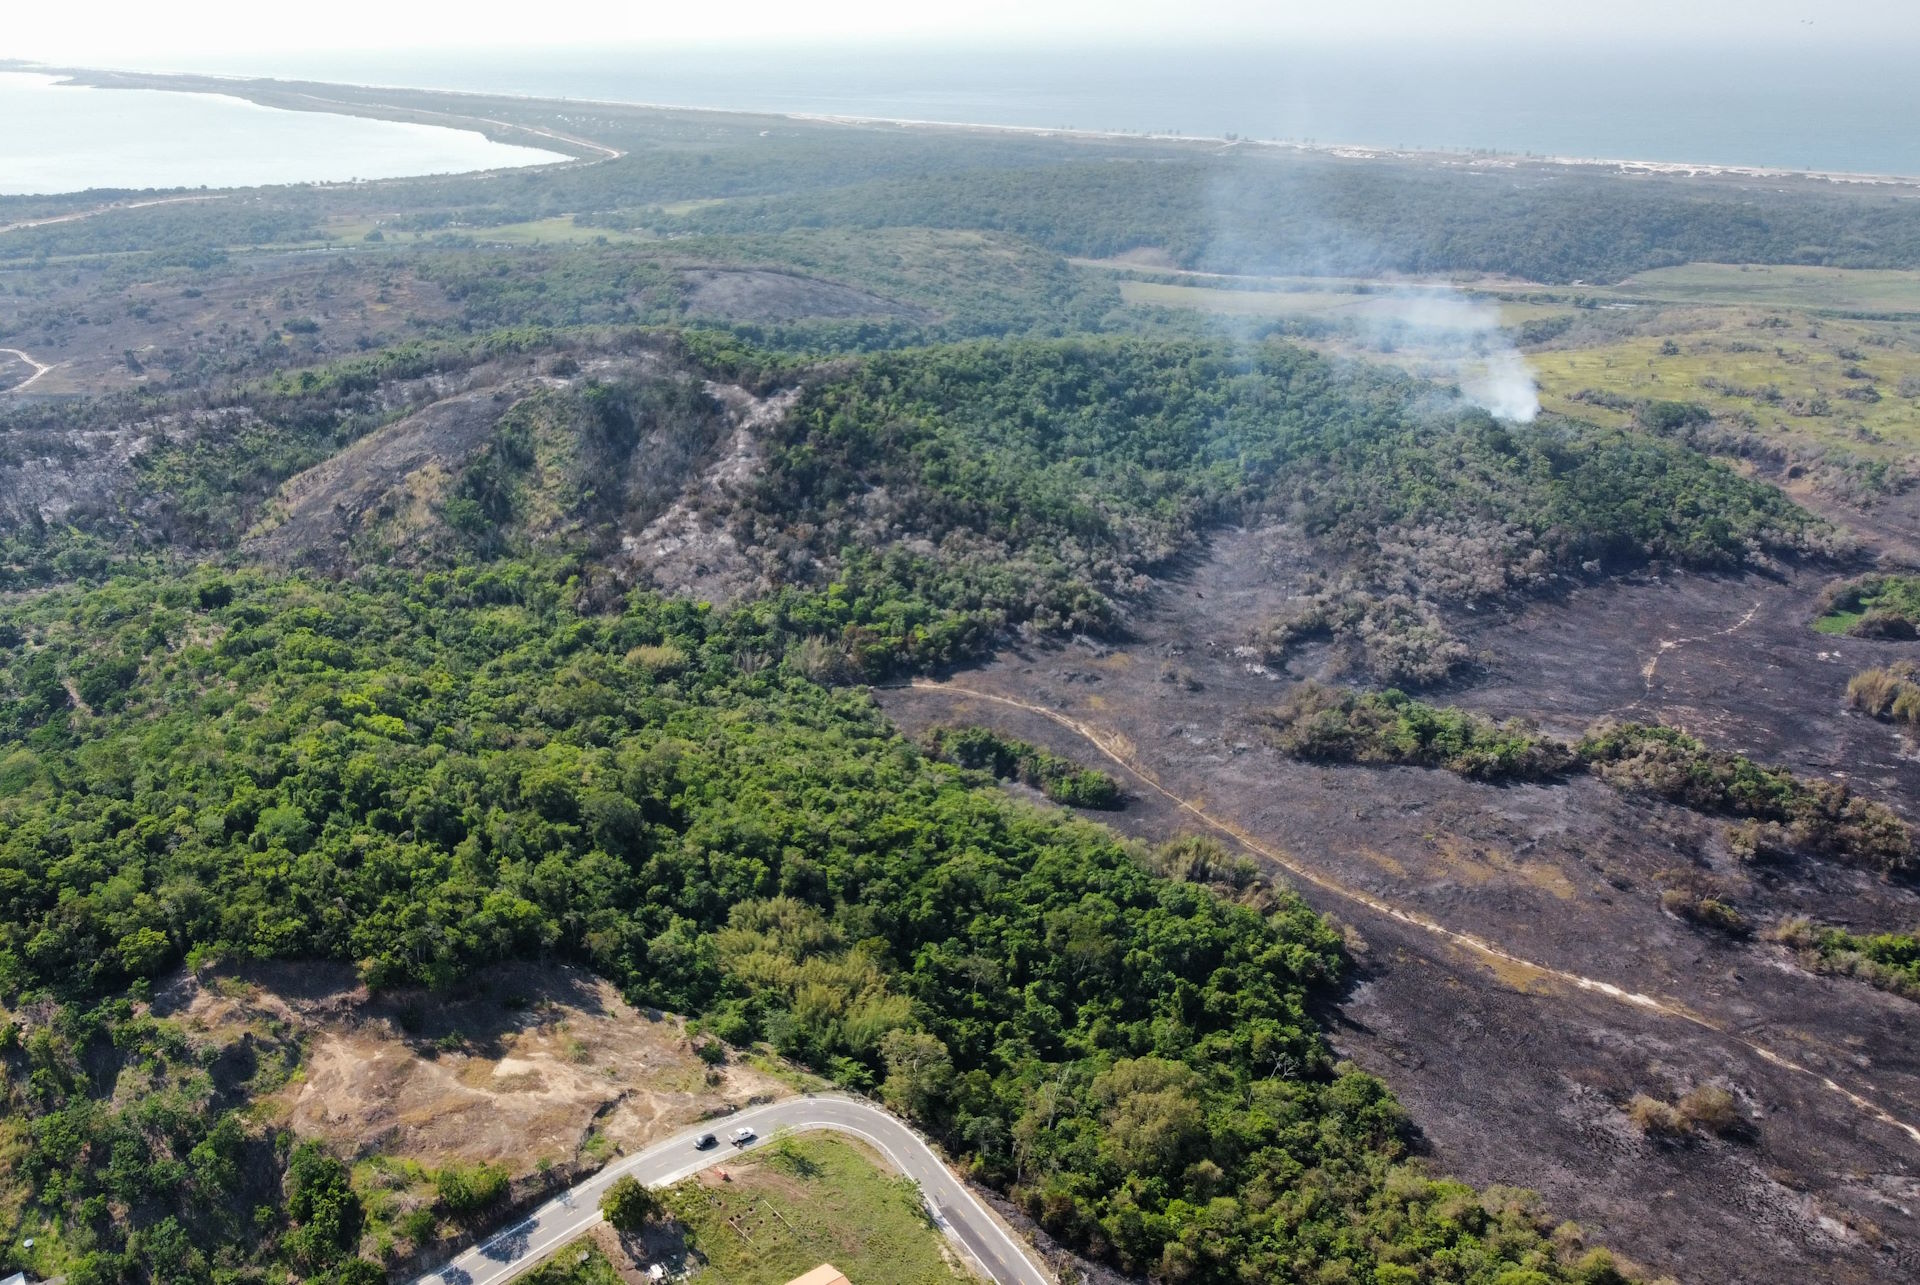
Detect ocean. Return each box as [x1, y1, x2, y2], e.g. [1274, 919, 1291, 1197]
[0, 71, 566, 196]
[120, 38, 1920, 179]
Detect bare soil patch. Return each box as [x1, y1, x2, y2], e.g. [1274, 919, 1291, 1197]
[160, 960, 788, 1172]
[619, 385, 796, 607]
[243, 380, 543, 567]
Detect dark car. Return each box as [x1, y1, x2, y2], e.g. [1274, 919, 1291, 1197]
[693, 1132, 717, 1150]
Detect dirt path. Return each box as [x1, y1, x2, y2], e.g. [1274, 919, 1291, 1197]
[0, 347, 55, 392]
[1636, 599, 1761, 696]
[0, 193, 225, 235]
[895, 678, 1920, 1153]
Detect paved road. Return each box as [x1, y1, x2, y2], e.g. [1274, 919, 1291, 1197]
[414, 1094, 1052, 1285]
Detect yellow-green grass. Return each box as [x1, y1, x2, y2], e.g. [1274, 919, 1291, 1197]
[663, 1133, 966, 1285]
[319, 216, 648, 247]
[1612, 263, 1920, 313]
[655, 197, 736, 216]
[1073, 256, 1550, 294]
[1119, 279, 1569, 327]
[1530, 309, 1920, 457]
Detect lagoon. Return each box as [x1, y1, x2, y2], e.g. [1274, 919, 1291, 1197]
[0, 72, 567, 196]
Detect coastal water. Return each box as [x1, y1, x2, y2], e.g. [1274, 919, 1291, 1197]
[143, 39, 1920, 178]
[0, 72, 566, 196]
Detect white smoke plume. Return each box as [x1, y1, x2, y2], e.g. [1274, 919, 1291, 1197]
[1198, 165, 1540, 421]
[1353, 291, 1540, 422]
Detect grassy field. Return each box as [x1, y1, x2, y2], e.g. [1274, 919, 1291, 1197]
[1529, 307, 1920, 456]
[1119, 278, 1569, 327]
[1103, 259, 1920, 473]
[320, 216, 650, 246]
[1611, 263, 1920, 313]
[663, 1134, 966, 1285]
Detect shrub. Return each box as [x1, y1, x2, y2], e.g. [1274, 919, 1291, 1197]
[435, 1163, 508, 1218]
[1725, 819, 1794, 863]
[1659, 888, 1751, 937]
[286, 1142, 364, 1268]
[600, 1174, 662, 1233]
[624, 642, 688, 673]
[1846, 661, 1920, 728]
[1772, 917, 1920, 1000]
[1677, 1085, 1742, 1136]
[1263, 590, 1470, 688]
[1268, 691, 1912, 872]
[1817, 574, 1920, 637]
[1626, 1094, 1686, 1137]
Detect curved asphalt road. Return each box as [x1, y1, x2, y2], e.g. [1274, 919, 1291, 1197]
[413, 1094, 1052, 1285]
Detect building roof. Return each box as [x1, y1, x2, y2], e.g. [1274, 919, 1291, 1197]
[783, 1267, 850, 1285]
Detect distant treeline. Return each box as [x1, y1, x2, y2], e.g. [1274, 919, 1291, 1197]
[644, 155, 1920, 283]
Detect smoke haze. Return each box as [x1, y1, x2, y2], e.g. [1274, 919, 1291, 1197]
[1354, 291, 1541, 422]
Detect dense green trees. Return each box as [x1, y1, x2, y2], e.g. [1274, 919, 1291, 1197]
[650, 154, 1920, 284]
[738, 337, 1823, 671]
[0, 562, 1615, 1283]
[920, 725, 1124, 808]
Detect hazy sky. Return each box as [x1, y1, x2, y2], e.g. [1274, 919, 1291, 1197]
[7, 1, 1916, 63]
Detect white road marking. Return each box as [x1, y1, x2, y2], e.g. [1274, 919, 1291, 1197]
[414, 1095, 1052, 1285]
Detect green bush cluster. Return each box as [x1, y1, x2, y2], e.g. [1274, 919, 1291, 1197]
[1261, 684, 1576, 782]
[1771, 918, 1920, 1000]
[1263, 688, 1912, 874]
[1816, 574, 1920, 638]
[0, 998, 347, 1285]
[920, 724, 1124, 809]
[1578, 723, 1912, 875]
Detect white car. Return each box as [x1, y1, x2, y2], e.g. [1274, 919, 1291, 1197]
[729, 1127, 756, 1146]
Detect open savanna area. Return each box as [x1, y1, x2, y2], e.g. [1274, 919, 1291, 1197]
[1528, 304, 1920, 460]
[318, 215, 656, 249]
[1117, 275, 1572, 326]
[1609, 263, 1920, 314]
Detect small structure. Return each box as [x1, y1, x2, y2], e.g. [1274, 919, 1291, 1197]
[784, 1267, 850, 1285]
[3, 1272, 28, 1285]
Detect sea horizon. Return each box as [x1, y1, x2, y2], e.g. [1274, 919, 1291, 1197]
[36, 35, 1920, 180]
